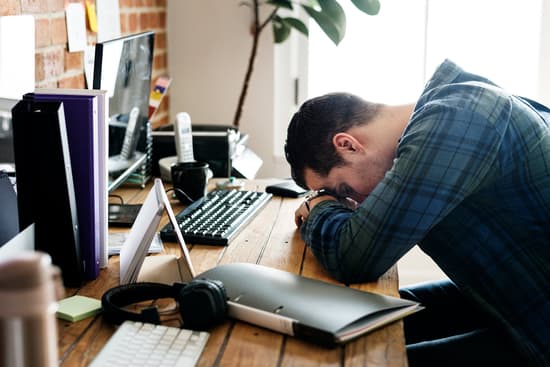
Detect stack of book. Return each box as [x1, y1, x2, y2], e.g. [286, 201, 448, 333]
[11, 88, 109, 286]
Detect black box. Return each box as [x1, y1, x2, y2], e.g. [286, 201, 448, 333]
[152, 124, 239, 178]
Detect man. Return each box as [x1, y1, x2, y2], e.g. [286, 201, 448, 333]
[285, 59, 549, 366]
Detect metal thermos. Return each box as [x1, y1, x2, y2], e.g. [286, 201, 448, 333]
[0, 252, 62, 367]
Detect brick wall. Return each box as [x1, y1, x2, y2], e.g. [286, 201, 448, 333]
[1, 0, 170, 128]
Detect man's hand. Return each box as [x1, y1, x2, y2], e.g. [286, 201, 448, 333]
[294, 194, 337, 227]
[294, 192, 359, 228]
[294, 200, 310, 227]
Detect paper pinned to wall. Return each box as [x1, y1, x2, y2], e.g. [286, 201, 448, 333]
[0, 15, 34, 100]
[66, 3, 87, 52]
[84, 45, 96, 89]
[96, 0, 121, 42]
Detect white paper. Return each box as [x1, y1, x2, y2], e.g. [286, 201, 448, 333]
[96, 0, 121, 42]
[0, 15, 34, 100]
[0, 224, 34, 260]
[65, 3, 87, 52]
[108, 232, 163, 255]
[84, 45, 96, 89]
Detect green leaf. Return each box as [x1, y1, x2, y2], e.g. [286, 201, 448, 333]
[350, 0, 380, 15]
[282, 17, 309, 36]
[318, 0, 346, 36]
[272, 16, 292, 43]
[302, 2, 346, 45]
[266, 0, 294, 10]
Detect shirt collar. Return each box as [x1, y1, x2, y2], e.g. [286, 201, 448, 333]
[423, 59, 464, 92]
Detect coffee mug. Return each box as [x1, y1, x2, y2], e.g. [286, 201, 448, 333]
[171, 161, 210, 204]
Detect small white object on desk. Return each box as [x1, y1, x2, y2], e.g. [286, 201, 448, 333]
[108, 232, 163, 256]
[215, 176, 245, 190]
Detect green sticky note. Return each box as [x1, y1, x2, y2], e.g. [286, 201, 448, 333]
[56, 295, 102, 322]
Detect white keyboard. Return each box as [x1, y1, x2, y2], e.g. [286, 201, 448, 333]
[89, 321, 209, 367]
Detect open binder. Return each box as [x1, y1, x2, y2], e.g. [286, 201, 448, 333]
[120, 179, 422, 346]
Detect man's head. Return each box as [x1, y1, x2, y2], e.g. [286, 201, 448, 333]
[285, 92, 382, 194]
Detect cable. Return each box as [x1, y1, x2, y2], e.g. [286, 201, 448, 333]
[108, 194, 124, 204]
[165, 187, 194, 204]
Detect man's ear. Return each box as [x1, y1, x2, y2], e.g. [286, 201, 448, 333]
[333, 133, 363, 154]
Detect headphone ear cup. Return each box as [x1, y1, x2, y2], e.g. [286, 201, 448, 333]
[178, 278, 228, 330]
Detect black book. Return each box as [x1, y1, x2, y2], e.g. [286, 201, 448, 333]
[11, 99, 83, 287]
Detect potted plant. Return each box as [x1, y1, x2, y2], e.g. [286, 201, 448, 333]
[233, 0, 381, 128]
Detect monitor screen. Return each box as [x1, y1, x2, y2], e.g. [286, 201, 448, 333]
[0, 98, 17, 173]
[93, 31, 155, 191]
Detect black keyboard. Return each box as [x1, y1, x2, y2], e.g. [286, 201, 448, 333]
[160, 189, 272, 245]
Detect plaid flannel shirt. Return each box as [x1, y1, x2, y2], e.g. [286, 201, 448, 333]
[300, 60, 550, 364]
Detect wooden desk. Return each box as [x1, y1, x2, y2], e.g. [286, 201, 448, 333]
[57, 179, 408, 366]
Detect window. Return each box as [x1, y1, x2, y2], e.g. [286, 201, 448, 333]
[308, 0, 428, 104]
[273, 0, 548, 170]
[308, 0, 545, 103]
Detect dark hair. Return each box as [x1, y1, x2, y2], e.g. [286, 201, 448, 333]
[285, 92, 381, 189]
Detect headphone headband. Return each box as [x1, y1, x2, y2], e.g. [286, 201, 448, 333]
[101, 279, 228, 330]
[102, 282, 177, 325]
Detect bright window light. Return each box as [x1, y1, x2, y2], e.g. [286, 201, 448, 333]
[308, 0, 543, 103]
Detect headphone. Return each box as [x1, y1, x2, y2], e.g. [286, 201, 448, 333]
[101, 278, 228, 330]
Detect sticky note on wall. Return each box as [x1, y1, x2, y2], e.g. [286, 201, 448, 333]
[86, 1, 98, 32]
[0, 15, 35, 100]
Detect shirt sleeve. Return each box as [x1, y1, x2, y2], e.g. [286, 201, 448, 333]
[301, 83, 511, 284]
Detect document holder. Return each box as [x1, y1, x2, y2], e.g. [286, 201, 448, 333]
[119, 179, 194, 285]
[199, 263, 422, 347]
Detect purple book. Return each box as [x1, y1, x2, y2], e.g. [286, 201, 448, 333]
[28, 92, 100, 280]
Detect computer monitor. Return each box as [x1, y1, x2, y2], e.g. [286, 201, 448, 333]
[93, 31, 155, 191]
[0, 171, 18, 247]
[0, 98, 17, 174]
